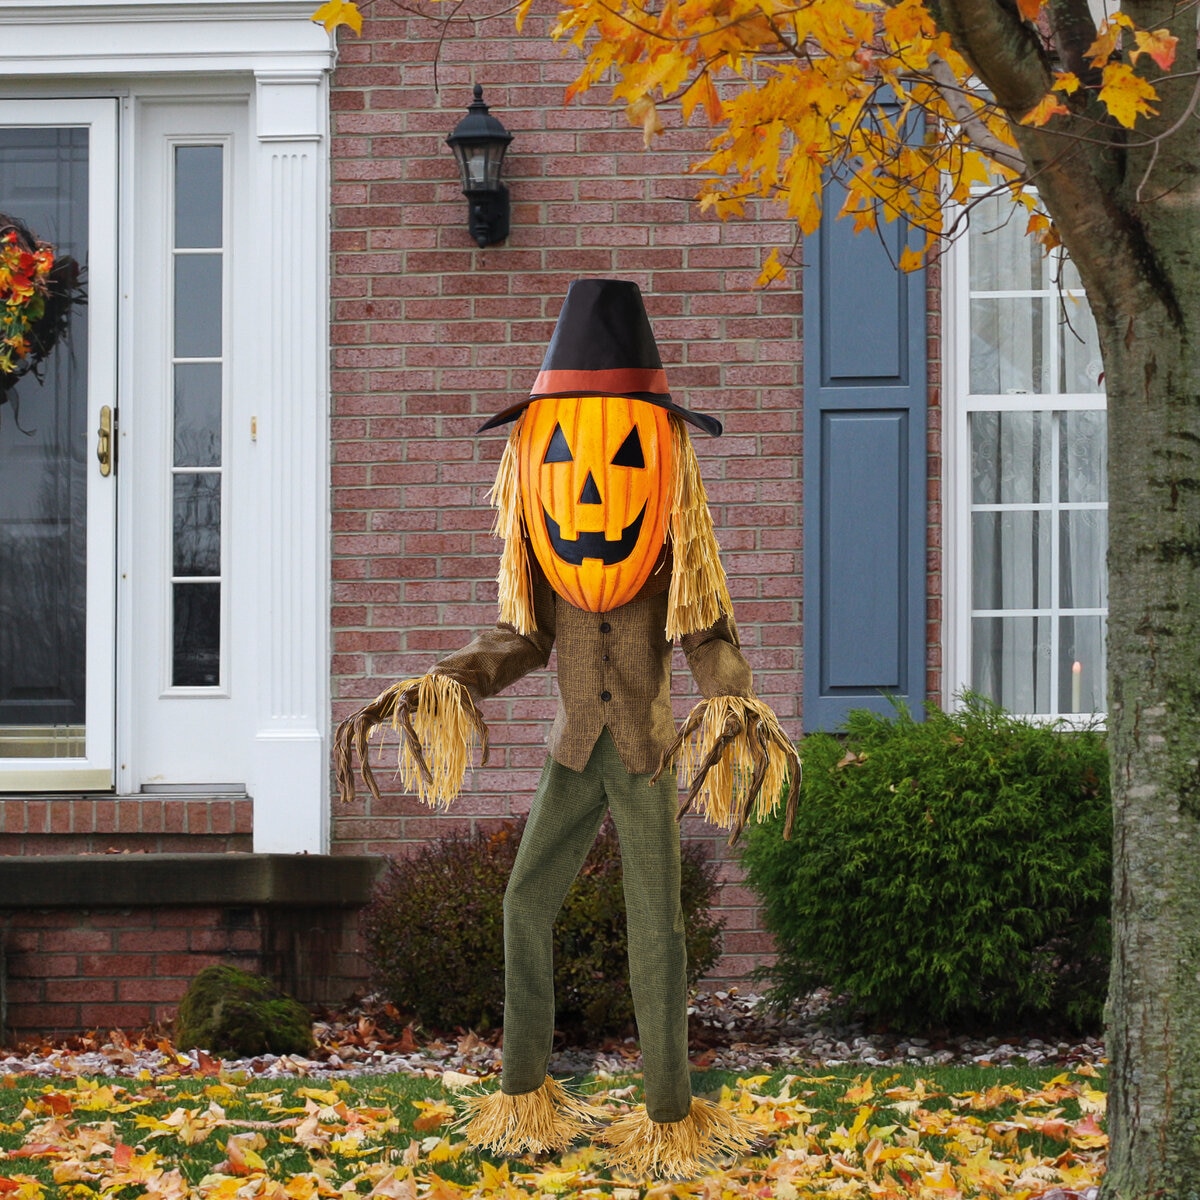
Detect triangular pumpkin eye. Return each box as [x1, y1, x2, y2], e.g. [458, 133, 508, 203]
[543, 422, 573, 463]
[611, 425, 645, 468]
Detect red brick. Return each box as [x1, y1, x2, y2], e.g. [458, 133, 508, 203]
[76, 1004, 155, 1030]
[118, 978, 189, 1004]
[116, 930, 189, 953]
[41, 929, 114, 954]
[80, 953, 155, 978]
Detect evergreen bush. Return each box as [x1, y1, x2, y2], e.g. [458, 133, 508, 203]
[362, 817, 723, 1035]
[742, 696, 1111, 1030]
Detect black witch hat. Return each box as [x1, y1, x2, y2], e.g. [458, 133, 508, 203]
[479, 278, 722, 437]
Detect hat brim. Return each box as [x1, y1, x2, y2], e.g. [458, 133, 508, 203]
[478, 393, 723, 438]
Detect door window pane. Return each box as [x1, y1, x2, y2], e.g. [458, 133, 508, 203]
[173, 583, 221, 687]
[174, 362, 222, 467]
[170, 144, 224, 687]
[0, 127, 89, 757]
[174, 255, 222, 358]
[173, 475, 222, 576]
[174, 145, 223, 248]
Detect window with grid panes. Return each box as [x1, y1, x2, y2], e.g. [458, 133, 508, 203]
[953, 193, 1107, 719]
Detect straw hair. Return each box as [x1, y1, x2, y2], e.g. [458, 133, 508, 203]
[459, 1077, 605, 1155]
[666, 418, 734, 639]
[492, 418, 536, 634]
[598, 1099, 755, 1179]
[489, 413, 732, 639]
[665, 695, 801, 839]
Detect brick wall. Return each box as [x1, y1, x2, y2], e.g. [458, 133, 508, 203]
[2, 905, 368, 1040]
[326, 2, 804, 985]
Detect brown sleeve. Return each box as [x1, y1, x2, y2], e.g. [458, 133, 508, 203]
[432, 560, 557, 701]
[680, 611, 754, 700]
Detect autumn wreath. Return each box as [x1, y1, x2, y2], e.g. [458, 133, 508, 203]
[0, 214, 85, 405]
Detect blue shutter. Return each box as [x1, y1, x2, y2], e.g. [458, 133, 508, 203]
[803, 183, 928, 730]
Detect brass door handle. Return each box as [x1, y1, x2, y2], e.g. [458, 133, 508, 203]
[97, 405, 113, 477]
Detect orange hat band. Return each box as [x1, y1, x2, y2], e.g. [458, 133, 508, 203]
[531, 367, 669, 398]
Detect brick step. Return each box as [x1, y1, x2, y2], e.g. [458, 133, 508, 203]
[0, 795, 254, 855]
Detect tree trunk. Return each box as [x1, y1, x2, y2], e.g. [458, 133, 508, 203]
[1088, 249, 1200, 1198]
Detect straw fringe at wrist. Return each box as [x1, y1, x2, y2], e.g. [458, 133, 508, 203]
[458, 1077, 605, 1156]
[334, 673, 485, 808]
[662, 695, 802, 839]
[598, 1099, 755, 1179]
[491, 416, 733, 640]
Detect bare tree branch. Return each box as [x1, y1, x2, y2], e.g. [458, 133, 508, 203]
[927, 54, 1028, 174]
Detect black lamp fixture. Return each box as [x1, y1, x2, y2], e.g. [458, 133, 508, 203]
[446, 85, 513, 248]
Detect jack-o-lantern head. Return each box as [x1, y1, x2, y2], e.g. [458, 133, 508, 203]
[518, 395, 673, 612]
[484, 278, 730, 631]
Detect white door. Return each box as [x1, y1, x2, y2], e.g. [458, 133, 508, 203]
[125, 99, 254, 791]
[0, 99, 118, 791]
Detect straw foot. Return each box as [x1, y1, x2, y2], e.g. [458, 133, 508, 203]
[459, 1076, 605, 1156]
[598, 1098, 755, 1179]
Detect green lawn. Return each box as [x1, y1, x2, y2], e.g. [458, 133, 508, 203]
[0, 1063, 1107, 1197]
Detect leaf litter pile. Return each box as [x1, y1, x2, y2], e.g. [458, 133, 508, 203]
[0, 1056, 1106, 1199]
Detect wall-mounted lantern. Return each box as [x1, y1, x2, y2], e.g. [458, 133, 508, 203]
[445, 85, 513, 248]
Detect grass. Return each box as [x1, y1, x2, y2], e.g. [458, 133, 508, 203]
[0, 1063, 1107, 1196]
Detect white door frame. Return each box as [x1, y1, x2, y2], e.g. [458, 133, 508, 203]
[0, 97, 118, 791]
[0, 3, 334, 852]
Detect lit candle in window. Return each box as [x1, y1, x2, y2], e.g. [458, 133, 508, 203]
[1072, 660, 1082, 713]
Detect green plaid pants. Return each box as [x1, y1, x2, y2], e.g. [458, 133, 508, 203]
[501, 728, 691, 1123]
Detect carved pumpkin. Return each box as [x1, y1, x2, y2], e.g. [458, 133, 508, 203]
[518, 395, 674, 612]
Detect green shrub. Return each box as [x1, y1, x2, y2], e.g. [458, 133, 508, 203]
[742, 696, 1111, 1031]
[362, 817, 723, 1035]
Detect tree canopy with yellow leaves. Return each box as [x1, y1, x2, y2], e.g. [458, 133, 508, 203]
[317, 1, 1200, 1196]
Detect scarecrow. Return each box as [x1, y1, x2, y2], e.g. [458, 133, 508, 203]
[336, 279, 800, 1178]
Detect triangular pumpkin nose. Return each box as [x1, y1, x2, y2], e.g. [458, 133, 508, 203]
[579, 471, 602, 504]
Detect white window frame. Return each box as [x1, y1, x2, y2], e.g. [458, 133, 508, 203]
[943, 197, 1108, 725]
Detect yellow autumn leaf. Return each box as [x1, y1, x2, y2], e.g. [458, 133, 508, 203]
[899, 246, 924, 272]
[1020, 93, 1070, 127]
[410, 1098, 456, 1133]
[1099, 61, 1159, 128]
[514, 0, 535, 32]
[1132, 27, 1178, 70]
[755, 249, 786, 288]
[626, 95, 665, 147]
[312, 0, 363, 36]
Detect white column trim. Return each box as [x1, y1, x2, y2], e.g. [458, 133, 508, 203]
[250, 67, 331, 853]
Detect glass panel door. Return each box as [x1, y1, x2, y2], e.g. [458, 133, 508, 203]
[0, 100, 117, 790]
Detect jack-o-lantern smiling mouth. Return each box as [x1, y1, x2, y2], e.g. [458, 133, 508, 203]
[543, 503, 646, 566]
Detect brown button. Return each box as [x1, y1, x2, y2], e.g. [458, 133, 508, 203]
[599, 621, 611, 634]
[600, 690, 612, 702]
